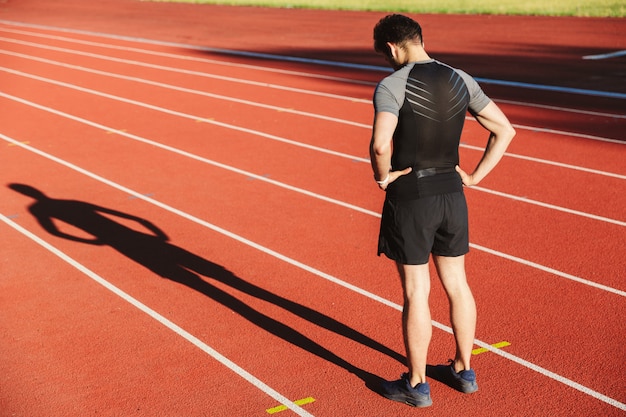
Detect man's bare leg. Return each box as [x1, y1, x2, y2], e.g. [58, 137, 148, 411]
[433, 255, 476, 372]
[397, 262, 432, 387]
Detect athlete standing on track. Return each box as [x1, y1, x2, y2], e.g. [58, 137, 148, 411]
[369, 14, 515, 407]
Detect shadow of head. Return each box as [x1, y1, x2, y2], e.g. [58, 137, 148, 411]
[9, 183, 47, 200]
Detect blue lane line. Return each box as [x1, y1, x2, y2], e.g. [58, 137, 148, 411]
[204, 48, 626, 100]
[583, 50, 626, 60]
[1, 19, 624, 100]
[473, 78, 626, 100]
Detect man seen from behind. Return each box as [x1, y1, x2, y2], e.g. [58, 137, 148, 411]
[370, 14, 516, 407]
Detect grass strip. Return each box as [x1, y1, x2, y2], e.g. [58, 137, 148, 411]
[142, 0, 625, 17]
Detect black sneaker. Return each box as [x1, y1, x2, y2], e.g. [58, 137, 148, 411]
[380, 373, 432, 407]
[437, 361, 478, 393]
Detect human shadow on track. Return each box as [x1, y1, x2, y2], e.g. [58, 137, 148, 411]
[10, 183, 402, 391]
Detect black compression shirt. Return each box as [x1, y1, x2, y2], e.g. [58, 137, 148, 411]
[373, 60, 491, 199]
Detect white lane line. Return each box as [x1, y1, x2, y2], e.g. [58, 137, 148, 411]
[0, 48, 368, 129]
[4, 26, 626, 122]
[477, 339, 626, 412]
[0, 123, 623, 294]
[471, 185, 626, 227]
[471, 243, 626, 297]
[0, 92, 377, 219]
[1, 42, 623, 157]
[0, 26, 377, 87]
[1, 19, 624, 100]
[462, 142, 626, 179]
[496, 98, 626, 120]
[0, 213, 315, 417]
[1, 134, 624, 412]
[2, 86, 624, 227]
[2, 38, 625, 146]
[508, 122, 625, 146]
[0, 67, 366, 162]
[5, 31, 626, 123]
[0, 36, 363, 103]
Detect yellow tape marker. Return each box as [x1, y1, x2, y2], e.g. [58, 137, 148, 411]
[7, 141, 29, 146]
[472, 341, 511, 355]
[105, 129, 127, 135]
[266, 397, 315, 414]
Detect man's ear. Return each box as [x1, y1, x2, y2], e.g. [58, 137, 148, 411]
[386, 42, 398, 59]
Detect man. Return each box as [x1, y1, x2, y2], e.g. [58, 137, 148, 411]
[370, 14, 515, 407]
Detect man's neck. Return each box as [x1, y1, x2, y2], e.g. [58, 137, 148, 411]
[405, 44, 431, 63]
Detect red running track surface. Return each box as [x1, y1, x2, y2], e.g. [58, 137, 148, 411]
[0, 1, 624, 416]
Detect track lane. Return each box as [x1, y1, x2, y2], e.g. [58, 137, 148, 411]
[1, 79, 624, 404]
[1, 53, 623, 228]
[0, 221, 298, 417]
[2, 57, 620, 292]
[2, 8, 620, 414]
[2, 128, 620, 414]
[2, 26, 623, 150]
[1, 28, 621, 151]
[0, 149, 336, 417]
[2, 24, 625, 140]
[2, 58, 620, 274]
[0, 28, 377, 123]
[1, 85, 622, 294]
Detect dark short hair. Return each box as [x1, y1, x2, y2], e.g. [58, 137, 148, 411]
[373, 14, 423, 56]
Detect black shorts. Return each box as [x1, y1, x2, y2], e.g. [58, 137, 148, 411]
[377, 192, 469, 265]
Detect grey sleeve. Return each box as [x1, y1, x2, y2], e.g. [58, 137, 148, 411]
[455, 69, 491, 115]
[373, 67, 410, 116]
[373, 83, 400, 116]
